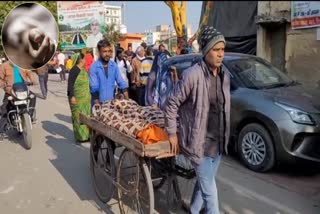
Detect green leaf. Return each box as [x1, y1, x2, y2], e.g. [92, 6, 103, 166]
[103, 23, 123, 46]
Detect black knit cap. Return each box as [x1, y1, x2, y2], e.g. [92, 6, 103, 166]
[197, 25, 226, 56]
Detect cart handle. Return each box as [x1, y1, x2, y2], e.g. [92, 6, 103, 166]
[155, 152, 177, 159]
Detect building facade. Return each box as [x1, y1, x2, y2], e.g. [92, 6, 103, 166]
[156, 25, 170, 32]
[104, 5, 122, 29]
[145, 24, 192, 44]
[145, 31, 161, 45]
[118, 33, 144, 51]
[256, 1, 320, 92]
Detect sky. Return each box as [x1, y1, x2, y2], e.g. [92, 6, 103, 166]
[105, 1, 203, 34]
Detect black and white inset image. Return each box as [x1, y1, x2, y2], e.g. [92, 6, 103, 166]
[1, 3, 58, 69]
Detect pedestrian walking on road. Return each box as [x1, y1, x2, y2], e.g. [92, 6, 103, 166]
[36, 64, 49, 99]
[164, 26, 231, 214]
[131, 46, 153, 106]
[67, 53, 91, 143]
[57, 51, 66, 82]
[66, 56, 73, 73]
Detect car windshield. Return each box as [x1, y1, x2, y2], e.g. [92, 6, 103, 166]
[227, 57, 293, 89]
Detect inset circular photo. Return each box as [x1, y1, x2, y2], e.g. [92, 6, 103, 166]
[1, 2, 58, 69]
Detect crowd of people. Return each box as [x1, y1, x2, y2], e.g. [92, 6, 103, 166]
[66, 26, 229, 214]
[0, 25, 230, 214]
[65, 40, 188, 143]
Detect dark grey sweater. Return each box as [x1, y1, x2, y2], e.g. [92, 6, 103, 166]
[165, 59, 230, 164]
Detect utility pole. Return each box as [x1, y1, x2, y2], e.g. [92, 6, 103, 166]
[121, 2, 125, 25]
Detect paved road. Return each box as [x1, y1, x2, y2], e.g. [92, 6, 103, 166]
[0, 73, 320, 214]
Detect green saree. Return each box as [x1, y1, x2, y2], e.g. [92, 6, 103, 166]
[69, 66, 91, 142]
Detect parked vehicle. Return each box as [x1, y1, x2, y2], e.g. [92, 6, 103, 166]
[4, 82, 35, 149]
[156, 53, 320, 172]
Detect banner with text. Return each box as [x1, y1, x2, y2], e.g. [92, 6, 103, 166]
[57, 1, 105, 49]
[291, 1, 320, 29]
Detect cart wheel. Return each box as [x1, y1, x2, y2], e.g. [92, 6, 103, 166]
[163, 175, 183, 209]
[117, 149, 154, 214]
[90, 134, 116, 203]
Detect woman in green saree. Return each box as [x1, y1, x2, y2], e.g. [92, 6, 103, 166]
[67, 53, 91, 142]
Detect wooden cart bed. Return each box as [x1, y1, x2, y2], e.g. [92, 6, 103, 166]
[79, 114, 171, 158]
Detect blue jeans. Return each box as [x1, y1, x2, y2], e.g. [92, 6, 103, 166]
[38, 73, 48, 97]
[190, 155, 222, 214]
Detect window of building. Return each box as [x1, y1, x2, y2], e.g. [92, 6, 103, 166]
[106, 9, 110, 15]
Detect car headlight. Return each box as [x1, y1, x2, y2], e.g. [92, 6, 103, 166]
[275, 102, 315, 125]
[15, 91, 28, 100]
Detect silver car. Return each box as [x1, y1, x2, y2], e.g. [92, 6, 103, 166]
[159, 53, 320, 172]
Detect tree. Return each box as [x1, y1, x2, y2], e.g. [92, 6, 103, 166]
[164, 1, 188, 54]
[0, 1, 58, 54]
[103, 23, 122, 46]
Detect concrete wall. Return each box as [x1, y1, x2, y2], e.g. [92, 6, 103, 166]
[257, 1, 291, 63]
[286, 27, 320, 91]
[257, 1, 320, 93]
[258, 1, 291, 19]
[118, 34, 143, 51]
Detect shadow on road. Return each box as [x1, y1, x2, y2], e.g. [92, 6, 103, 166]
[48, 88, 67, 98]
[42, 120, 74, 140]
[43, 121, 114, 213]
[274, 161, 320, 176]
[55, 113, 72, 124]
[3, 129, 29, 150]
[33, 92, 46, 100]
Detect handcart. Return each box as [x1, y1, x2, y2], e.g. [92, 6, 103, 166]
[80, 113, 196, 213]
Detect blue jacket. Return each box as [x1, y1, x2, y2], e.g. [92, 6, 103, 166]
[89, 59, 128, 103]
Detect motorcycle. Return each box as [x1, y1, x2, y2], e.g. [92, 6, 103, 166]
[3, 82, 35, 149]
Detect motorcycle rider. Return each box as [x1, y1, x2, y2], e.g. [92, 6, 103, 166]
[0, 60, 37, 134]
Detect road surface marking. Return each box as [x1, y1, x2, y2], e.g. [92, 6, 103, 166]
[217, 175, 300, 214]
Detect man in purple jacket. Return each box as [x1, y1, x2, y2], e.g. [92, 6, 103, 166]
[164, 26, 231, 214]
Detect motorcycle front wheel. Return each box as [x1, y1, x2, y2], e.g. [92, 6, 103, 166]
[21, 113, 32, 150]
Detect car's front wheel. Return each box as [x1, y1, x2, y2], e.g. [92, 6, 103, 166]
[238, 123, 275, 172]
